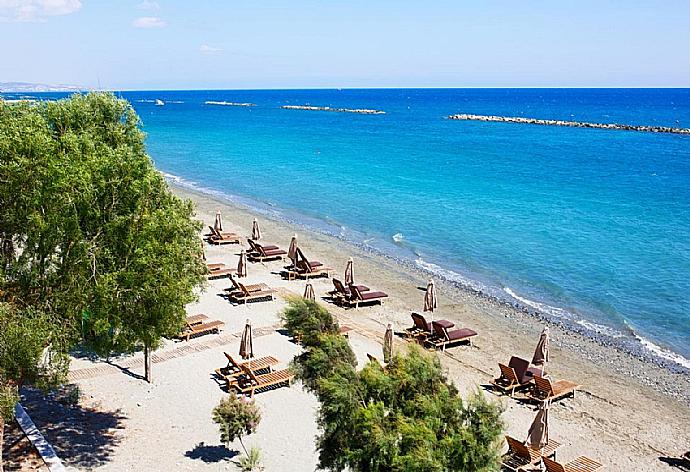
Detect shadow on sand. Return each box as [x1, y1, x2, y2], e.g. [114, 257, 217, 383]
[20, 386, 126, 469]
[185, 442, 239, 463]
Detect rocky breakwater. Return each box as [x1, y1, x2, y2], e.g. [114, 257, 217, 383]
[282, 105, 385, 115]
[448, 113, 690, 135]
[205, 101, 256, 107]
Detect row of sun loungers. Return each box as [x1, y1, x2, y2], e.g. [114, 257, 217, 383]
[214, 352, 294, 398]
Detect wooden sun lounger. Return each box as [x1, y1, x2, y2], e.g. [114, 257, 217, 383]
[502, 435, 561, 472]
[404, 313, 454, 340]
[227, 280, 275, 304]
[177, 318, 224, 341]
[490, 356, 543, 397]
[529, 376, 581, 403]
[543, 456, 603, 472]
[186, 314, 209, 325]
[247, 239, 286, 262]
[285, 248, 333, 280]
[206, 268, 237, 280]
[207, 227, 241, 245]
[224, 275, 271, 296]
[214, 352, 280, 388]
[232, 364, 294, 397]
[207, 263, 225, 271]
[329, 278, 370, 304]
[426, 320, 477, 350]
[347, 284, 388, 308]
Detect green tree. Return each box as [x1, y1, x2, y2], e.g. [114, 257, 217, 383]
[0, 303, 69, 471]
[0, 93, 206, 383]
[281, 296, 339, 346]
[212, 395, 262, 459]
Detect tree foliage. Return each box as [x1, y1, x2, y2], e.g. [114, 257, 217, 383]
[0, 93, 206, 385]
[282, 298, 505, 471]
[281, 296, 339, 347]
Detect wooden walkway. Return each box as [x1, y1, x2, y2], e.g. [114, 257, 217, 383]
[68, 323, 282, 381]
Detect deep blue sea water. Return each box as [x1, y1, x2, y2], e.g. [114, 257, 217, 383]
[9, 89, 690, 367]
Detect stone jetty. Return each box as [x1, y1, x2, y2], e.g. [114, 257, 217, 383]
[447, 113, 690, 135]
[282, 105, 385, 115]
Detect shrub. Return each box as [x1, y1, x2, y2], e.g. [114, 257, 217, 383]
[238, 446, 262, 471]
[281, 297, 339, 346]
[212, 395, 261, 458]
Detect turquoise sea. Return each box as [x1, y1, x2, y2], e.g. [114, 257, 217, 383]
[10, 89, 690, 368]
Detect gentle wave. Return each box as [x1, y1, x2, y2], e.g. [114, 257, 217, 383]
[415, 258, 489, 293]
[634, 334, 690, 369]
[392, 232, 404, 243]
[504, 287, 625, 338]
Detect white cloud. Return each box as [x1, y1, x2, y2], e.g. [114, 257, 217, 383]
[0, 0, 82, 22]
[136, 0, 159, 10]
[132, 16, 165, 28]
[200, 44, 223, 55]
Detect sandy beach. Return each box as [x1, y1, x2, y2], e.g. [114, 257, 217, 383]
[14, 183, 689, 472]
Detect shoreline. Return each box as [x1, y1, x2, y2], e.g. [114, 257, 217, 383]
[165, 174, 690, 377]
[170, 180, 690, 406]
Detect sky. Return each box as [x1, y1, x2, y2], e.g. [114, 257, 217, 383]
[1, 0, 689, 90]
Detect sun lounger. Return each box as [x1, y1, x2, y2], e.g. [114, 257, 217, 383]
[177, 318, 225, 341]
[490, 356, 543, 396]
[329, 278, 370, 303]
[207, 263, 225, 271]
[186, 314, 209, 326]
[346, 284, 388, 308]
[543, 456, 603, 472]
[206, 267, 237, 280]
[405, 312, 454, 339]
[502, 435, 561, 472]
[246, 239, 287, 262]
[227, 280, 275, 304]
[224, 274, 271, 296]
[528, 376, 581, 403]
[207, 227, 241, 245]
[285, 248, 332, 279]
[426, 320, 477, 350]
[214, 352, 280, 388]
[231, 364, 294, 397]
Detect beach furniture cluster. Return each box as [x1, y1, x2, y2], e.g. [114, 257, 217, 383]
[197, 210, 603, 468]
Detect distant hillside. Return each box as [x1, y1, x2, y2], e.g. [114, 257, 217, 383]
[0, 82, 83, 92]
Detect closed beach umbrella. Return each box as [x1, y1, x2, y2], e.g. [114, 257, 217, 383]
[214, 210, 223, 232]
[239, 319, 253, 361]
[532, 327, 550, 375]
[287, 234, 298, 264]
[252, 218, 261, 240]
[527, 400, 549, 450]
[423, 280, 437, 313]
[237, 249, 248, 278]
[303, 282, 315, 302]
[383, 323, 393, 364]
[344, 257, 354, 286]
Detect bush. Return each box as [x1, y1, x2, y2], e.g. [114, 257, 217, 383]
[281, 297, 339, 346]
[292, 333, 357, 392]
[296, 342, 505, 471]
[212, 395, 261, 458]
